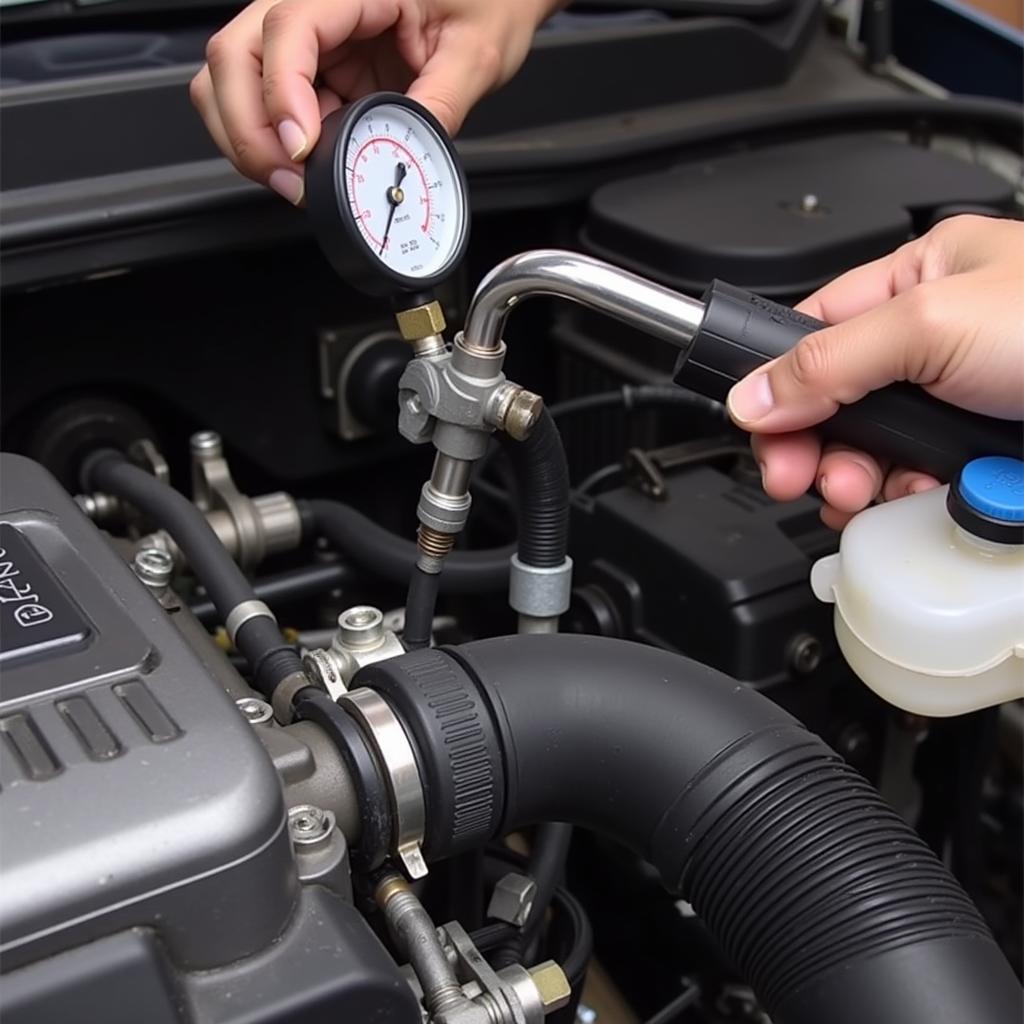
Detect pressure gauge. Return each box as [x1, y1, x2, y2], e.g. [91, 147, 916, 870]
[306, 93, 470, 300]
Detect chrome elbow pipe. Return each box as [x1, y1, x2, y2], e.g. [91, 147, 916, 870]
[462, 249, 705, 352]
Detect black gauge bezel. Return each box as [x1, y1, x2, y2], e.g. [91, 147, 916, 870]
[305, 92, 470, 299]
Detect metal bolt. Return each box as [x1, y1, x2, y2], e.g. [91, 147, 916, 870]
[405, 394, 424, 415]
[502, 388, 544, 441]
[288, 804, 334, 846]
[337, 605, 384, 649]
[800, 193, 820, 213]
[75, 494, 98, 518]
[133, 547, 174, 596]
[787, 633, 822, 675]
[528, 962, 572, 1012]
[190, 430, 223, 458]
[487, 872, 537, 927]
[235, 697, 273, 725]
[75, 492, 121, 523]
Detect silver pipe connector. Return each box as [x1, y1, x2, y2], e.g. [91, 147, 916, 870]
[463, 249, 706, 353]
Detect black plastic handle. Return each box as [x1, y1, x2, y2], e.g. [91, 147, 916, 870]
[672, 279, 1022, 480]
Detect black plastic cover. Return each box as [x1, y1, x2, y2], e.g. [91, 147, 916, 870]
[583, 135, 1016, 297]
[569, 463, 836, 686]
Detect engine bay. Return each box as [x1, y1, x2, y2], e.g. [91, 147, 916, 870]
[1, 6, 1023, 1023]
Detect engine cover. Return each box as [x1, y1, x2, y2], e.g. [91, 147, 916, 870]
[0, 453, 292, 970]
[0, 454, 417, 1023]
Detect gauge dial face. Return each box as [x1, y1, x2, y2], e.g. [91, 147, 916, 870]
[343, 102, 465, 281]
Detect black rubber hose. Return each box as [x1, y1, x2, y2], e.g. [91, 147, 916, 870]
[489, 821, 574, 970]
[403, 566, 440, 651]
[358, 636, 1023, 1024]
[189, 562, 351, 624]
[85, 453, 304, 698]
[303, 499, 514, 594]
[549, 383, 725, 421]
[521, 822, 572, 960]
[499, 408, 569, 568]
[497, 409, 573, 960]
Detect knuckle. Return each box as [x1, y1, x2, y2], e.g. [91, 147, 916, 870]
[188, 72, 206, 109]
[475, 41, 503, 82]
[261, 70, 288, 105]
[226, 130, 256, 168]
[262, 0, 301, 37]
[204, 31, 229, 68]
[789, 333, 833, 390]
[903, 283, 945, 333]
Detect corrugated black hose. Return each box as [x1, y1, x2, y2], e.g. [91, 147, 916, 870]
[356, 635, 1024, 1024]
[499, 408, 569, 568]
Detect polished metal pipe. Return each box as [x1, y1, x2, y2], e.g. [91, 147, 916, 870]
[429, 453, 474, 497]
[463, 249, 706, 353]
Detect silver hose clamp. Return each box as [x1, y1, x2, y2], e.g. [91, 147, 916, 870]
[225, 600, 276, 646]
[508, 555, 574, 618]
[339, 688, 428, 880]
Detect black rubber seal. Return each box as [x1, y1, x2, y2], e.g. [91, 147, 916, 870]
[292, 688, 390, 872]
[947, 467, 1024, 545]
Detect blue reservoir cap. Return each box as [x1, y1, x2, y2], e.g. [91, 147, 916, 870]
[959, 456, 1024, 523]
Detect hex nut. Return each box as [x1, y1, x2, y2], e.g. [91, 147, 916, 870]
[528, 961, 571, 1011]
[487, 872, 537, 926]
[503, 389, 544, 441]
[395, 301, 446, 341]
[235, 697, 273, 725]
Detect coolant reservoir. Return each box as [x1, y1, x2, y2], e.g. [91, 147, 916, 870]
[811, 456, 1024, 717]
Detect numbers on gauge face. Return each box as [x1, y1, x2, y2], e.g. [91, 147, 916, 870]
[343, 103, 464, 280]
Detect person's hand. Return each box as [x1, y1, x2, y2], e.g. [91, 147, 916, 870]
[725, 214, 1024, 529]
[191, 0, 557, 205]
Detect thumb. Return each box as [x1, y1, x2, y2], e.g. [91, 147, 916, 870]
[406, 32, 502, 135]
[726, 285, 948, 434]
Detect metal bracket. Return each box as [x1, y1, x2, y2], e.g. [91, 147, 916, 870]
[188, 431, 301, 570]
[339, 688, 428, 879]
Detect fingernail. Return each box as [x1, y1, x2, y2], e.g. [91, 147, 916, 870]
[277, 119, 308, 160]
[268, 168, 304, 206]
[819, 475, 831, 501]
[758, 461, 768, 489]
[727, 373, 774, 424]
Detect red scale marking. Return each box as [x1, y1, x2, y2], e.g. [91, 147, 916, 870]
[348, 136, 432, 249]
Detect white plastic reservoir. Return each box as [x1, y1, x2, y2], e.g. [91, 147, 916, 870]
[811, 456, 1024, 717]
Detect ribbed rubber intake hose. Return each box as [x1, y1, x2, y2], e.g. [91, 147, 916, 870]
[302, 499, 513, 594]
[354, 635, 1023, 1024]
[85, 453, 304, 698]
[500, 408, 570, 568]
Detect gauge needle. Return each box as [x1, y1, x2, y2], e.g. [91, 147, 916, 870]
[379, 162, 408, 255]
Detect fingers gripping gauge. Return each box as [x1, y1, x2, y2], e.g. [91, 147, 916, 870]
[306, 93, 470, 304]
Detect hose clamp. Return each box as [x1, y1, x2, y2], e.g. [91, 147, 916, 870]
[508, 556, 574, 618]
[225, 600, 276, 646]
[339, 687, 428, 880]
